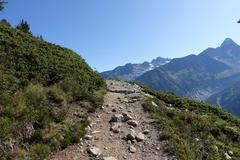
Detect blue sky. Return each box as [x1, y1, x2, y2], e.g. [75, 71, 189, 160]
[1, 0, 240, 71]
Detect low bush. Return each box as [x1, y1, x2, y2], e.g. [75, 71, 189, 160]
[29, 143, 50, 160]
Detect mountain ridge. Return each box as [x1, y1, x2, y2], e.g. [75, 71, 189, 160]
[101, 57, 171, 81]
[102, 38, 240, 116]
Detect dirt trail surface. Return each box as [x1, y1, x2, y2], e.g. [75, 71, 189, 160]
[50, 80, 176, 160]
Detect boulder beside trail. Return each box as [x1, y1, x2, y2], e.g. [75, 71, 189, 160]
[136, 133, 145, 142]
[127, 120, 138, 127]
[129, 146, 137, 153]
[110, 114, 124, 122]
[87, 147, 101, 157]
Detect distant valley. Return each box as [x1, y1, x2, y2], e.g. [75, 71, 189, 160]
[102, 38, 240, 116]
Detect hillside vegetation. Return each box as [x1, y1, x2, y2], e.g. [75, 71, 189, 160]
[142, 86, 240, 160]
[0, 20, 106, 159]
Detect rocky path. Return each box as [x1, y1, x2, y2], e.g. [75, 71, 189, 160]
[50, 80, 176, 160]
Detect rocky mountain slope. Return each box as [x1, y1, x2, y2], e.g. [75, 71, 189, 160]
[136, 54, 231, 100]
[102, 57, 171, 81]
[136, 38, 240, 115]
[200, 38, 240, 72]
[137, 38, 240, 98]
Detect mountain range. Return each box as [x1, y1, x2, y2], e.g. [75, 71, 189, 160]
[102, 38, 240, 116]
[102, 57, 171, 81]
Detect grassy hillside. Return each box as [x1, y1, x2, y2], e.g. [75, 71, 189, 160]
[142, 86, 240, 160]
[0, 20, 106, 159]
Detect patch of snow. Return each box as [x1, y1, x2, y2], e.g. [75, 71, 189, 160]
[165, 60, 171, 63]
[148, 64, 154, 70]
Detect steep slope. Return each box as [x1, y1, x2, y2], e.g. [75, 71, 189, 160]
[51, 80, 240, 160]
[208, 82, 240, 116]
[200, 38, 240, 71]
[136, 54, 231, 100]
[101, 57, 171, 81]
[0, 20, 106, 159]
[136, 38, 240, 102]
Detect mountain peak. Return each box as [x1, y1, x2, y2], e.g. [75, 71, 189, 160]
[220, 38, 238, 47]
[151, 57, 171, 66]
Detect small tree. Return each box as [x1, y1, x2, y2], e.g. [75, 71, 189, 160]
[16, 19, 31, 34]
[0, 0, 6, 11]
[238, 19, 240, 23]
[0, 19, 11, 26]
[37, 35, 44, 41]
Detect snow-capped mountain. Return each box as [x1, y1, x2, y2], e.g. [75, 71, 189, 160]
[101, 57, 171, 81]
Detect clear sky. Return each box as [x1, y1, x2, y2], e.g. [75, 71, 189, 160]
[1, 0, 240, 71]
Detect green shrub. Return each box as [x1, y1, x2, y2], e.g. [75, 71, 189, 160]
[62, 117, 89, 148]
[90, 89, 107, 108]
[58, 77, 90, 102]
[0, 90, 13, 107]
[0, 117, 12, 141]
[23, 83, 47, 107]
[29, 143, 50, 160]
[11, 146, 27, 160]
[48, 85, 67, 106]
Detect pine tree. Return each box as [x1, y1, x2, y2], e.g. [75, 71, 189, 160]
[16, 19, 31, 34]
[37, 35, 44, 41]
[0, 0, 6, 11]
